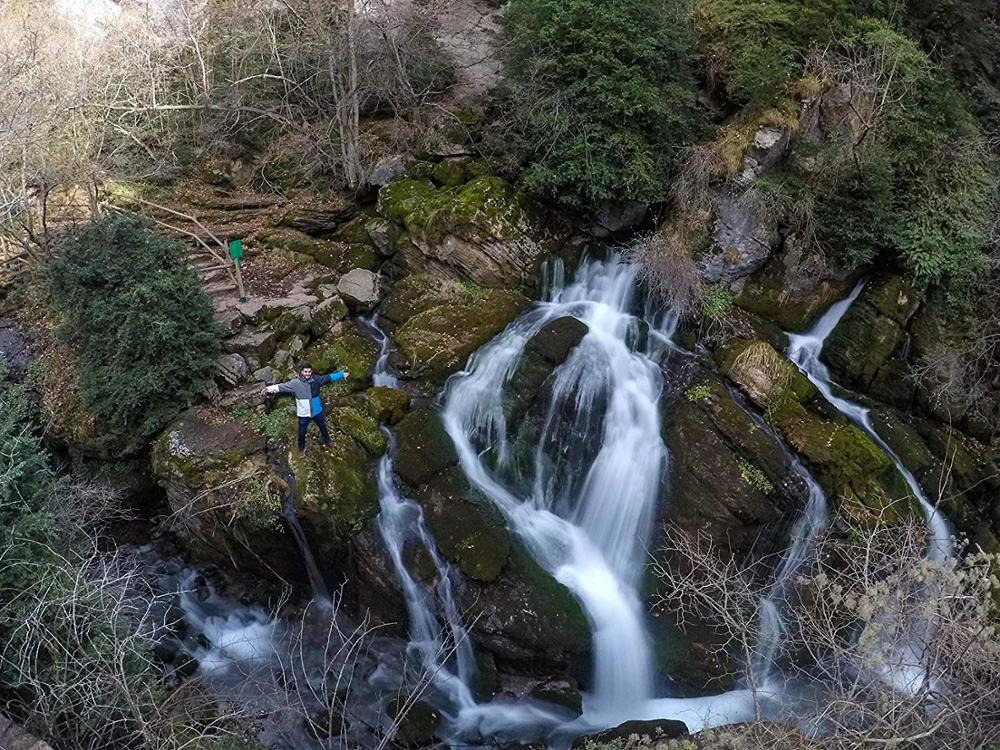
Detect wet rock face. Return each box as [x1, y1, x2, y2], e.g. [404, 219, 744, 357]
[716, 339, 920, 524]
[698, 192, 781, 284]
[661, 377, 807, 565]
[384, 275, 529, 389]
[387, 405, 590, 675]
[823, 275, 924, 398]
[655, 373, 809, 689]
[505, 315, 589, 426]
[376, 176, 547, 288]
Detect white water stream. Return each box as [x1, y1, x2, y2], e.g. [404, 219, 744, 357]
[435, 257, 764, 739]
[786, 283, 951, 561]
[786, 282, 953, 694]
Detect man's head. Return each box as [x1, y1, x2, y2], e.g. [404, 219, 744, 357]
[297, 362, 313, 379]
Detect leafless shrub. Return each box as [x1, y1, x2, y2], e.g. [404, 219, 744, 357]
[653, 515, 1000, 749]
[0, 545, 244, 749]
[626, 228, 704, 317]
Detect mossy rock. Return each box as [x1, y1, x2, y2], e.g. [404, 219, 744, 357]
[463, 542, 590, 672]
[733, 247, 854, 331]
[151, 409, 299, 587]
[505, 315, 588, 426]
[304, 321, 378, 394]
[289, 432, 378, 538]
[381, 274, 456, 325]
[365, 386, 411, 424]
[432, 159, 467, 187]
[393, 406, 458, 487]
[413, 467, 511, 582]
[395, 288, 529, 387]
[378, 176, 525, 245]
[715, 338, 814, 410]
[377, 177, 544, 287]
[327, 405, 386, 455]
[718, 339, 920, 523]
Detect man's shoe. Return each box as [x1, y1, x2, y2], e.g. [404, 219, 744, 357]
[298, 448, 306, 459]
[323, 441, 333, 450]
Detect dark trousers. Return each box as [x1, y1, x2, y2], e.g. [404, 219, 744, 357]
[298, 412, 331, 450]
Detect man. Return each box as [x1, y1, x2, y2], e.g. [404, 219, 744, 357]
[264, 362, 349, 457]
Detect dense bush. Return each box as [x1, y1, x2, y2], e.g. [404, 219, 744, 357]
[692, 0, 851, 110]
[501, 0, 704, 206]
[721, 16, 996, 291]
[47, 214, 221, 439]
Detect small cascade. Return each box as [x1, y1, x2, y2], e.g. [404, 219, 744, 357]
[281, 495, 331, 604]
[359, 313, 399, 388]
[753, 456, 827, 687]
[786, 283, 951, 560]
[786, 283, 953, 693]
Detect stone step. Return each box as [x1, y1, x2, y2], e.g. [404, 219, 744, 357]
[204, 280, 238, 297]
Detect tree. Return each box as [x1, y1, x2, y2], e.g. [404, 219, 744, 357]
[500, 0, 704, 206]
[46, 214, 221, 440]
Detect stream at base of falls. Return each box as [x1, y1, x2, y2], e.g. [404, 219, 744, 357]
[146, 258, 951, 748]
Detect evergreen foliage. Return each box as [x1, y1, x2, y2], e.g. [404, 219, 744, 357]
[501, 0, 705, 206]
[47, 214, 221, 438]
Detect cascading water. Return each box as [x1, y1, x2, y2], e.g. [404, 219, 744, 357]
[753, 453, 828, 689]
[439, 256, 763, 738]
[786, 284, 951, 560]
[786, 283, 953, 694]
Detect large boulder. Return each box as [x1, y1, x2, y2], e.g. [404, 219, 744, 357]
[337, 268, 381, 313]
[391, 405, 590, 674]
[377, 177, 547, 288]
[716, 339, 920, 524]
[387, 276, 529, 389]
[150, 408, 299, 587]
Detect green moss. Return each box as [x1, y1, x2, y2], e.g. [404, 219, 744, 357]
[393, 406, 458, 487]
[718, 339, 920, 522]
[415, 467, 511, 582]
[395, 288, 529, 385]
[432, 159, 467, 187]
[378, 176, 527, 247]
[257, 230, 345, 268]
[327, 405, 387, 455]
[381, 274, 452, 325]
[289, 434, 378, 537]
[737, 457, 773, 494]
[685, 384, 713, 403]
[365, 386, 411, 424]
[507, 543, 590, 644]
[304, 322, 378, 394]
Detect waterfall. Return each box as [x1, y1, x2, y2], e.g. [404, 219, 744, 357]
[786, 283, 953, 694]
[440, 257, 761, 736]
[363, 317, 567, 743]
[753, 455, 828, 688]
[786, 283, 952, 561]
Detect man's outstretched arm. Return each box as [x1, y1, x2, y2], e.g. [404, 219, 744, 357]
[265, 380, 297, 395]
[320, 370, 350, 384]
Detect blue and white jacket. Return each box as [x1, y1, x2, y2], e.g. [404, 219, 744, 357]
[266, 371, 346, 417]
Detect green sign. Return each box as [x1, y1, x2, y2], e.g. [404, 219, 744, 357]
[228, 238, 243, 260]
